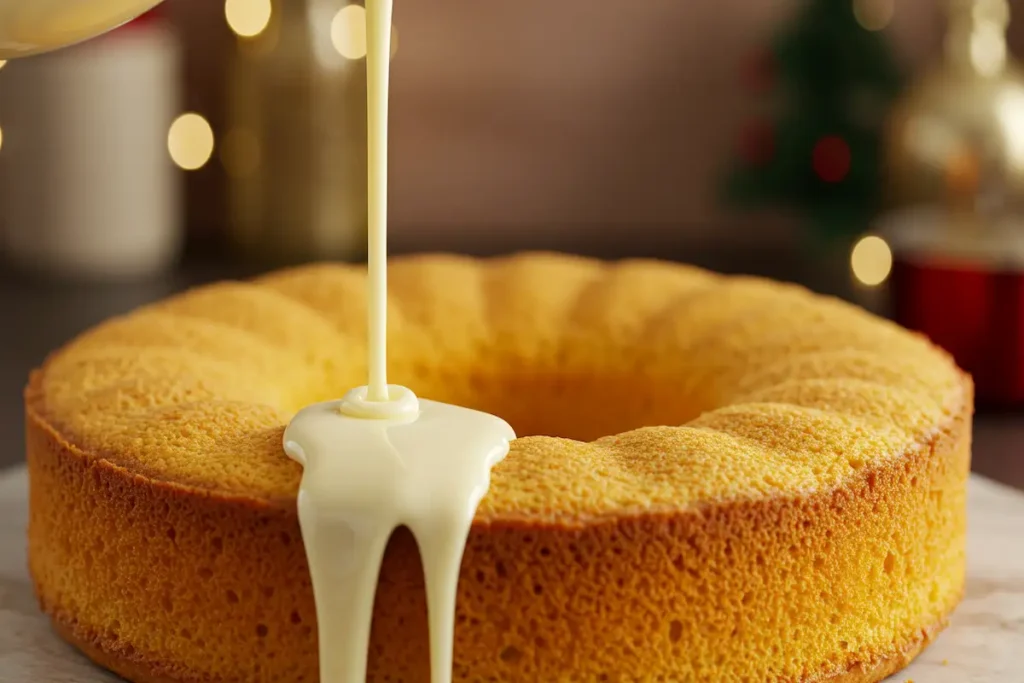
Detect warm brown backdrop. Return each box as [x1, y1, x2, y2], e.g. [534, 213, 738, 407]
[169, 0, 1023, 248]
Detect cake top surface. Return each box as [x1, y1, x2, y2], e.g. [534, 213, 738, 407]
[27, 253, 966, 523]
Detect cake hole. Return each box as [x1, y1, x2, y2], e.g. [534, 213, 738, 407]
[814, 556, 826, 570]
[532, 584, 543, 596]
[180, 628, 191, 639]
[883, 552, 896, 574]
[475, 570, 486, 583]
[495, 562, 508, 579]
[161, 596, 173, 613]
[256, 624, 269, 638]
[123, 644, 136, 657]
[226, 590, 239, 604]
[839, 640, 849, 650]
[741, 591, 753, 606]
[263, 586, 275, 598]
[280, 532, 292, 546]
[539, 547, 551, 558]
[198, 567, 213, 581]
[166, 527, 177, 541]
[195, 638, 205, 648]
[669, 620, 683, 643]
[290, 611, 302, 625]
[535, 636, 547, 649]
[212, 537, 224, 553]
[499, 646, 522, 663]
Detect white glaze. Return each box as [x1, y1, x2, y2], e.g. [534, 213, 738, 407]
[283, 2, 518, 681]
[284, 387, 515, 682]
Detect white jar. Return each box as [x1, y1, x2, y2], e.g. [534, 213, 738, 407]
[0, 13, 182, 280]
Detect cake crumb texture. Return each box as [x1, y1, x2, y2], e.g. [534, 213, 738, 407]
[26, 253, 971, 682]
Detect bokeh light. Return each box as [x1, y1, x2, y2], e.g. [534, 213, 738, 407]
[853, 0, 894, 32]
[329, 4, 398, 60]
[851, 235, 893, 286]
[168, 113, 215, 171]
[812, 136, 852, 183]
[225, 0, 272, 38]
[331, 4, 367, 60]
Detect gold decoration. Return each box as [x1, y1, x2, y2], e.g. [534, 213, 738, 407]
[224, 0, 370, 265]
[883, 0, 1024, 219]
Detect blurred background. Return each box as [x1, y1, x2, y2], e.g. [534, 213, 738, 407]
[2, 0, 1023, 484]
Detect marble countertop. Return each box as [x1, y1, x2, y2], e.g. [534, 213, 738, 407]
[0, 466, 1020, 682]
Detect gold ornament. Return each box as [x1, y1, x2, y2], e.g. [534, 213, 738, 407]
[883, 0, 1024, 220]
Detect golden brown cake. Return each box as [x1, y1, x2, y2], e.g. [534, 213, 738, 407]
[25, 252, 971, 682]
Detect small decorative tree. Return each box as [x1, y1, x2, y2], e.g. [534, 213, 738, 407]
[722, 0, 905, 244]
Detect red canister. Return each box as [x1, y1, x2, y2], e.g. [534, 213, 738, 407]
[883, 208, 1024, 405]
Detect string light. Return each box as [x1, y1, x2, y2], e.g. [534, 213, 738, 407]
[851, 235, 893, 286]
[812, 136, 852, 183]
[225, 0, 272, 38]
[331, 4, 367, 60]
[853, 0, 894, 32]
[971, 27, 1007, 76]
[168, 113, 215, 171]
[329, 4, 398, 60]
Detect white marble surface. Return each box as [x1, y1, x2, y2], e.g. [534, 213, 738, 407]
[0, 467, 1020, 682]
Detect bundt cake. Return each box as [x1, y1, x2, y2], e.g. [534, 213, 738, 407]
[25, 252, 971, 682]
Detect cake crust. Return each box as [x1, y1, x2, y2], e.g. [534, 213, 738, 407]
[27, 375, 971, 682]
[25, 254, 972, 682]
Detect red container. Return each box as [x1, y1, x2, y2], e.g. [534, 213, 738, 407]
[892, 255, 1024, 405]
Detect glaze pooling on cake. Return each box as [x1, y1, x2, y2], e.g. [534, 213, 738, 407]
[25, 253, 971, 682]
[284, 387, 514, 683]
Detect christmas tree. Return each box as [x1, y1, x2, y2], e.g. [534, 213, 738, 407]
[722, 0, 905, 243]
